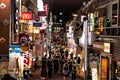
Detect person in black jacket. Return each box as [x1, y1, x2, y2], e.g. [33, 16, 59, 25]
[1, 74, 16, 80]
[41, 58, 47, 80]
[71, 66, 76, 80]
[47, 58, 53, 80]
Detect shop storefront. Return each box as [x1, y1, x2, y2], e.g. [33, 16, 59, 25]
[92, 41, 111, 80]
[111, 42, 120, 80]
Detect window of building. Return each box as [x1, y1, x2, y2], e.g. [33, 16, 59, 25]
[112, 3, 118, 25]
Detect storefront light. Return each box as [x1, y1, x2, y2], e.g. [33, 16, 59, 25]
[72, 13, 78, 17]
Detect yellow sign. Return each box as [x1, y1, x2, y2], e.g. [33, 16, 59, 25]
[21, 45, 28, 52]
[98, 17, 104, 32]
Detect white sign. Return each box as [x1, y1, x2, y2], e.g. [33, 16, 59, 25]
[92, 68, 98, 80]
[104, 43, 110, 53]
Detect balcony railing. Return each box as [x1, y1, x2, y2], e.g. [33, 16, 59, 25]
[96, 0, 118, 8]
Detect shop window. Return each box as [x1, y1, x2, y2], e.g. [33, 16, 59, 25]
[118, 1, 120, 26]
[100, 29, 105, 35]
[111, 28, 117, 36]
[104, 19, 111, 27]
[118, 28, 120, 36]
[112, 3, 118, 25]
[106, 29, 110, 35]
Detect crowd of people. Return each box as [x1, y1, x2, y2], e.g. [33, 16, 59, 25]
[33, 46, 81, 80]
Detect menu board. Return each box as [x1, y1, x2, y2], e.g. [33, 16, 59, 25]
[101, 57, 108, 80]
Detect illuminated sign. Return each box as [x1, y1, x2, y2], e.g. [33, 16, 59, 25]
[89, 13, 94, 32]
[98, 17, 104, 32]
[21, 12, 32, 20]
[104, 43, 110, 53]
[92, 68, 98, 80]
[93, 42, 104, 51]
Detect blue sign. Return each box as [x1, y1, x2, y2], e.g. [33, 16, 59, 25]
[33, 22, 42, 27]
[0, 55, 9, 62]
[9, 45, 21, 53]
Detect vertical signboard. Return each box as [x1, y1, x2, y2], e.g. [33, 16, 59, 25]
[0, 0, 10, 54]
[89, 13, 94, 32]
[98, 17, 104, 32]
[101, 57, 108, 80]
[0, 0, 10, 75]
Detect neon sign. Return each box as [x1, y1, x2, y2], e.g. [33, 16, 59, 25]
[21, 12, 32, 20]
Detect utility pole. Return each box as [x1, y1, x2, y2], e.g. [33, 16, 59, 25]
[84, 18, 88, 80]
[48, 12, 52, 53]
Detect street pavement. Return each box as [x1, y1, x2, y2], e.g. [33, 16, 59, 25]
[30, 68, 83, 80]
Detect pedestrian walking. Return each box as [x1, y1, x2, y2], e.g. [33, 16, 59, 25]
[71, 66, 76, 80]
[47, 58, 53, 80]
[34, 57, 39, 69]
[63, 62, 70, 80]
[41, 59, 47, 80]
[53, 57, 59, 74]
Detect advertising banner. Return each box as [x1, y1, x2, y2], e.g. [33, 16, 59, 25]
[0, 0, 10, 55]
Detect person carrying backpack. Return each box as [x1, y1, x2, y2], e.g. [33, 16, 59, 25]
[63, 62, 70, 80]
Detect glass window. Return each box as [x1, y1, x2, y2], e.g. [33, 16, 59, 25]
[111, 28, 117, 36]
[118, 28, 120, 36]
[118, 1, 120, 26]
[106, 29, 110, 35]
[112, 3, 118, 25]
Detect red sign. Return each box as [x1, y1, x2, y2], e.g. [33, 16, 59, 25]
[21, 12, 33, 20]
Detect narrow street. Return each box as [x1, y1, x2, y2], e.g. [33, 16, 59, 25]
[31, 68, 82, 80]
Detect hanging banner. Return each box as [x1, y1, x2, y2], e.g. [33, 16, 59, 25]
[0, 0, 10, 55]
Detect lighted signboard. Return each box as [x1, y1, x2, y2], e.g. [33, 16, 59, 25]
[98, 17, 104, 32]
[21, 12, 33, 20]
[9, 45, 21, 53]
[89, 13, 94, 32]
[104, 43, 110, 53]
[92, 68, 98, 80]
